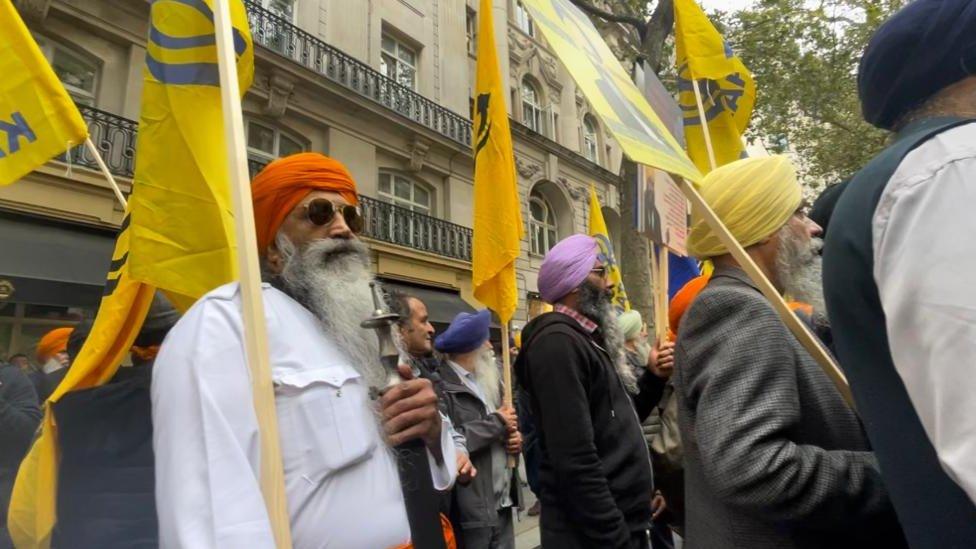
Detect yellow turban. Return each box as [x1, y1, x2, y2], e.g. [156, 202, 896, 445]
[687, 155, 802, 258]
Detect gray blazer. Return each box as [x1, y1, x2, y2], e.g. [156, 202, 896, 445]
[673, 267, 906, 549]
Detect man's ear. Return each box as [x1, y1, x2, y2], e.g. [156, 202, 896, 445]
[264, 243, 283, 275]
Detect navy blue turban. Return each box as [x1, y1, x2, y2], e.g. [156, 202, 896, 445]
[434, 309, 491, 355]
[858, 0, 976, 130]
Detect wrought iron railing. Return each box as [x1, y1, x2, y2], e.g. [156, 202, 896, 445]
[59, 105, 138, 178]
[245, 0, 472, 148]
[359, 196, 472, 261]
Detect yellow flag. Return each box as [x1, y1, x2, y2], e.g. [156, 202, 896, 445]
[588, 185, 630, 311]
[8, 212, 156, 548]
[128, 0, 254, 307]
[674, 0, 755, 173]
[0, 0, 87, 186]
[472, 0, 523, 324]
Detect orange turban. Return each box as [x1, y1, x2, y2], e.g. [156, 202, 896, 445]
[251, 152, 359, 254]
[36, 327, 73, 362]
[669, 275, 710, 334]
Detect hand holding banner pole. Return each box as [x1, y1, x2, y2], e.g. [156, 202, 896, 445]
[212, 0, 293, 546]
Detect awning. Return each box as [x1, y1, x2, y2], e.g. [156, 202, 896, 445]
[378, 278, 477, 325]
[0, 213, 116, 308]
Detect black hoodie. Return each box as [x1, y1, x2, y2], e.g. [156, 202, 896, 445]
[515, 311, 664, 548]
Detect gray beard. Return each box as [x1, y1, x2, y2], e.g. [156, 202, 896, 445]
[775, 228, 827, 318]
[277, 234, 388, 389]
[577, 282, 639, 394]
[473, 347, 502, 409]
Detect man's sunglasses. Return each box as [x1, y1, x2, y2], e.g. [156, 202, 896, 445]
[304, 198, 364, 234]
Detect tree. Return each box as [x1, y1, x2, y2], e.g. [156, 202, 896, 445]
[727, 0, 907, 193]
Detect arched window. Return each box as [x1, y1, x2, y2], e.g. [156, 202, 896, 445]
[582, 115, 599, 162]
[521, 78, 543, 133]
[378, 172, 431, 214]
[36, 37, 99, 105]
[515, 1, 535, 37]
[529, 193, 557, 255]
[246, 120, 305, 175]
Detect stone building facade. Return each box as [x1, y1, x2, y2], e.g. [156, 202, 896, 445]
[0, 0, 627, 357]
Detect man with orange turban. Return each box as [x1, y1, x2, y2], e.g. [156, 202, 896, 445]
[673, 156, 907, 548]
[35, 327, 72, 375]
[151, 153, 457, 548]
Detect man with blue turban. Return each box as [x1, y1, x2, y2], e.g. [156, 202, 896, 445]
[675, 156, 906, 548]
[823, 1, 976, 545]
[432, 310, 521, 549]
[514, 234, 667, 548]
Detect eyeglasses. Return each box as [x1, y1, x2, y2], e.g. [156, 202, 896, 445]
[590, 266, 609, 280]
[303, 198, 364, 234]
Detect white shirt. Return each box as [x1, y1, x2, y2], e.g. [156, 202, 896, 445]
[873, 120, 976, 505]
[151, 282, 456, 548]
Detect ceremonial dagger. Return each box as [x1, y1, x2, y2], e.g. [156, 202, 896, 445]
[361, 282, 447, 549]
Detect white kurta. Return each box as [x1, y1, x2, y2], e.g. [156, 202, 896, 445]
[873, 120, 976, 506]
[151, 282, 456, 549]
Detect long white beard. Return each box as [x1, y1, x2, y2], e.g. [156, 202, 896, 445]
[776, 228, 827, 316]
[278, 234, 388, 389]
[578, 282, 638, 394]
[473, 347, 502, 409]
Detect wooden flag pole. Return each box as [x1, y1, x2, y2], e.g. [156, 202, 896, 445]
[501, 321, 516, 468]
[690, 76, 718, 171]
[657, 247, 669, 342]
[676, 176, 854, 407]
[212, 0, 293, 547]
[84, 138, 128, 209]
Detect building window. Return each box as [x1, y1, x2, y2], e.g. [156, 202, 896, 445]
[515, 1, 534, 37]
[381, 33, 418, 90]
[246, 120, 304, 175]
[264, 0, 296, 21]
[378, 172, 431, 214]
[529, 193, 557, 255]
[521, 78, 543, 133]
[582, 115, 599, 162]
[466, 8, 478, 56]
[36, 38, 99, 105]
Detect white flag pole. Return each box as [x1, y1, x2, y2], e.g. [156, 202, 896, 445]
[212, 0, 293, 546]
[83, 137, 128, 209]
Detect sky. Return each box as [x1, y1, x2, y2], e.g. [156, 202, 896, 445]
[698, 0, 754, 12]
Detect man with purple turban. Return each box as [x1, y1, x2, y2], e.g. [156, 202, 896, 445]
[514, 234, 667, 549]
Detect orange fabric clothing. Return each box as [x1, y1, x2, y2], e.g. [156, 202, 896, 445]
[788, 301, 814, 317]
[251, 152, 359, 254]
[669, 275, 711, 334]
[35, 327, 73, 362]
[390, 514, 457, 549]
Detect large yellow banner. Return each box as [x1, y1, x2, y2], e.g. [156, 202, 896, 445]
[519, 0, 702, 184]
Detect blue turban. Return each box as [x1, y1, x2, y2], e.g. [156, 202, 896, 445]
[434, 309, 491, 354]
[859, 0, 976, 130]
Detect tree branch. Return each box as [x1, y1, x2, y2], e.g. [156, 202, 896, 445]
[569, 0, 648, 36]
[642, 0, 674, 73]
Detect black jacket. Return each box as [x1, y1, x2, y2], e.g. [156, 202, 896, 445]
[435, 362, 520, 534]
[0, 363, 42, 548]
[515, 312, 663, 548]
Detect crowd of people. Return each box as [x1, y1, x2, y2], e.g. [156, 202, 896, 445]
[2, 1, 976, 547]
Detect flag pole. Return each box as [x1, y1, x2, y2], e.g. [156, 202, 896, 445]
[657, 246, 669, 342]
[675, 176, 854, 407]
[83, 138, 127, 209]
[690, 76, 718, 171]
[212, 0, 292, 546]
[501, 320, 516, 468]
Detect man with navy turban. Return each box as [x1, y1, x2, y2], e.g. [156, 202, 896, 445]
[433, 310, 521, 549]
[824, 1, 976, 545]
[514, 234, 667, 548]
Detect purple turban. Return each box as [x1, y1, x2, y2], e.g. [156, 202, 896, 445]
[537, 234, 599, 303]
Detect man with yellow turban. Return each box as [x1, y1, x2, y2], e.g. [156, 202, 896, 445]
[674, 156, 906, 548]
[151, 153, 457, 548]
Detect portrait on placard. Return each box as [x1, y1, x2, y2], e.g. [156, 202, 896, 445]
[638, 166, 689, 256]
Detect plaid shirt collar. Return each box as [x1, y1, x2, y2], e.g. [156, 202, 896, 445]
[553, 304, 598, 334]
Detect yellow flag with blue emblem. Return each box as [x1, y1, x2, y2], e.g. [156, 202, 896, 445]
[128, 0, 254, 309]
[0, 0, 88, 186]
[674, 0, 755, 173]
[588, 185, 630, 311]
[472, 0, 523, 325]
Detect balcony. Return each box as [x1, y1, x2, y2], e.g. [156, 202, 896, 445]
[244, 0, 472, 148]
[359, 196, 472, 262]
[59, 105, 137, 179]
